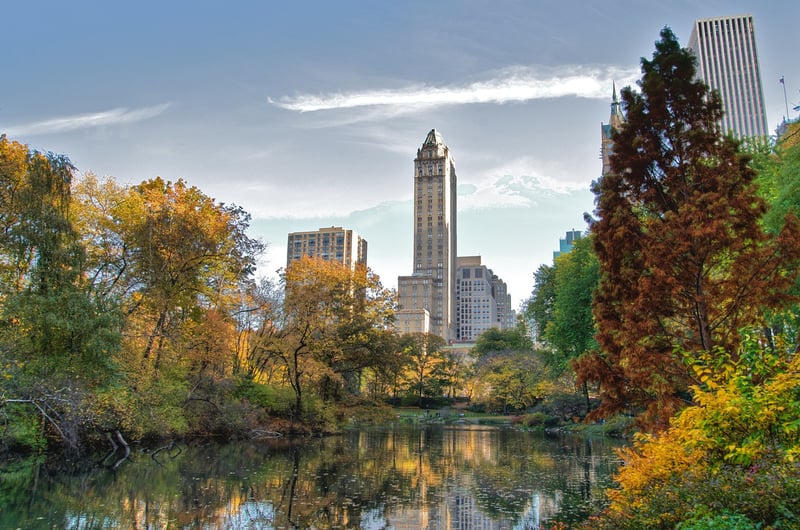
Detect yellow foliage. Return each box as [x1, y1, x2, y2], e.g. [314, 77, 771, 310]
[601, 343, 800, 526]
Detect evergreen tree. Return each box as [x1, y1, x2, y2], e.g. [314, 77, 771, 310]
[575, 28, 800, 430]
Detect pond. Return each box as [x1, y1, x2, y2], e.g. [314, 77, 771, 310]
[1, 424, 623, 529]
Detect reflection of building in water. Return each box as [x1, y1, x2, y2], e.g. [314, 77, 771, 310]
[447, 489, 504, 529]
[515, 492, 564, 530]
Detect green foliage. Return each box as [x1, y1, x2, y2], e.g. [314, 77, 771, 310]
[677, 511, 761, 530]
[235, 378, 295, 417]
[763, 121, 800, 236]
[521, 411, 560, 428]
[474, 351, 553, 413]
[473, 324, 532, 359]
[525, 263, 556, 343]
[543, 235, 598, 374]
[0, 404, 47, 453]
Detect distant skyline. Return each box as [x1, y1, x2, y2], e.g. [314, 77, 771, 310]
[3, 1, 798, 308]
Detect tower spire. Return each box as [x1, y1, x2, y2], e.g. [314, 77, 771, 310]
[609, 82, 624, 128]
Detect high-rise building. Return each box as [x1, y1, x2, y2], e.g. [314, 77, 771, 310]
[286, 226, 367, 270]
[600, 84, 625, 177]
[397, 129, 458, 340]
[455, 256, 497, 342]
[553, 230, 582, 260]
[688, 14, 769, 141]
[454, 256, 516, 342]
[491, 274, 516, 330]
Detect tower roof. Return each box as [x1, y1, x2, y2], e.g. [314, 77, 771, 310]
[423, 129, 444, 147]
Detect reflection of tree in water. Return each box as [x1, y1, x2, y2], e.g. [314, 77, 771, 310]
[0, 426, 621, 529]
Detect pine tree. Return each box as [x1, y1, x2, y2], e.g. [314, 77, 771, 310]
[575, 28, 800, 430]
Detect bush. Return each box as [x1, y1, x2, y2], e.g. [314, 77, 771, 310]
[521, 411, 560, 428]
[582, 344, 800, 529]
[467, 402, 486, 413]
[235, 379, 295, 417]
[677, 511, 760, 530]
[532, 391, 591, 422]
[596, 414, 634, 437]
[300, 395, 338, 431]
[0, 404, 47, 454]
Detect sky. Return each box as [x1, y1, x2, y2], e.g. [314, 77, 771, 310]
[2, 1, 799, 310]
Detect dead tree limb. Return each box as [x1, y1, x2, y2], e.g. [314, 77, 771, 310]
[2, 398, 71, 448]
[111, 430, 130, 470]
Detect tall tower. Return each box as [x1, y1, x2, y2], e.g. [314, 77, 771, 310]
[600, 83, 625, 177]
[397, 129, 458, 340]
[688, 14, 769, 140]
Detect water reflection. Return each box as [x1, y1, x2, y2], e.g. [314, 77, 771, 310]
[1, 424, 622, 529]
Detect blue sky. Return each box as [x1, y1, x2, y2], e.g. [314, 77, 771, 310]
[3, 1, 798, 308]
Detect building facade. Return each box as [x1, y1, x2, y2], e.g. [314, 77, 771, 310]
[491, 274, 515, 330]
[454, 256, 516, 343]
[286, 226, 367, 270]
[553, 230, 583, 260]
[455, 256, 497, 342]
[397, 129, 458, 340]
[688, 14, 769, 141]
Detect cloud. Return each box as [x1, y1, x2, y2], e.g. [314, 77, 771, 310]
[459, 174, 590, 211]
[3, 103, 172, 137]
[269, 64, 639, 113]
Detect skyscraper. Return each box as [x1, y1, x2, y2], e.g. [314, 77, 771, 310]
[286, 226, 367, 270]
[600, 84, 625, 177]
[455, 256, 497, 342]
[454, 256, 515, 342]
[688, 14, 769, 140]
[553, 229, 583, 260]
[397, 129, 458, 340]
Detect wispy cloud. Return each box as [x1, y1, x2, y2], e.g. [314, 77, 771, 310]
[3, 103, 172, 137]
[460, 173, 591, 211]
[269, 65, 639, 113]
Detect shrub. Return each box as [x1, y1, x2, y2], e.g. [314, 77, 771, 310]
[532, 391, 592, 421]
[677, 511, 760, 530]
[597, 414, 634, 437]
[582, 342, 800, 529]
[521, 411, 560, 428]
[235, 379, 295, 417]
[0, 404, 47, 454]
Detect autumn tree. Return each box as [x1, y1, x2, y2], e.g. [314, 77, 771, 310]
[469, 326, 552, 412]
[255, 256, 396, 419]
[120, 178, 262, 368]
[398, 332, 448, 407]
[575, 28, 800, 429]
[480, 352, 550, 413]
[585, 334, 800, 529]
[70, 174, 264, 438]
[0, 138, 122, 451]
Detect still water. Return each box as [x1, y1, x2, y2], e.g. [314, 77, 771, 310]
[2, 424, 622, 529]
